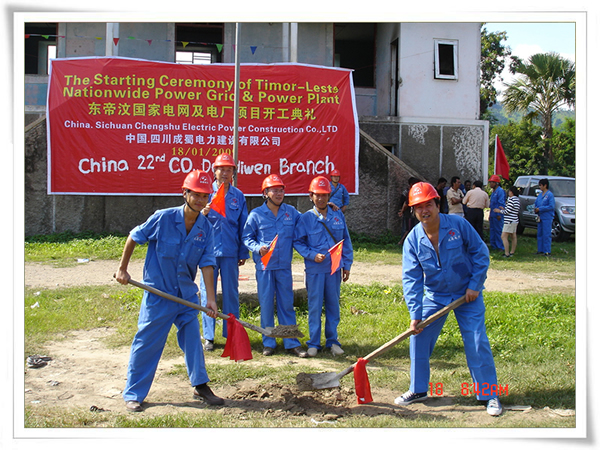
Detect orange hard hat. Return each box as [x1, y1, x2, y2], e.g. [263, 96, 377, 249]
[213, 153, 236, 169]
[330, 169, 341, 177]
[309, 176, 331, 194]
[182, 170, 212, 194]
[408, 182, 440, 206]
[488, 174, 501, 182]
[261, 174, 285, 192]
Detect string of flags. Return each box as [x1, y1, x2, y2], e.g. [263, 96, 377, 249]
[25, 33, 271, 55]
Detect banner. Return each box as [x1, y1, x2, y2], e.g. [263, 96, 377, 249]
[47, 57, 358, 196]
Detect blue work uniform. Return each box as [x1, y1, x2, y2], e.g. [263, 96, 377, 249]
[329, 182, 349, 210]
[489, 187, 506, 250]
[200, 182, 249, 341]
[402, 214, 498, 401]
[534, 189, 555, 254]
[294, 206, 353, 350]
[123, 205, 216, 403]
[242, 202, 302, 349]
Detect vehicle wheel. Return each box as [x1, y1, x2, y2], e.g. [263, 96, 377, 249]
[551, 216, 569, 241]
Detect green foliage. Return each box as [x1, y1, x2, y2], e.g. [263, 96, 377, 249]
[480, 26, 512, 116]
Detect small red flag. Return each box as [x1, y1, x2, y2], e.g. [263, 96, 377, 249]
[328, 239, 344, 275]
[354, 358, 373, 404]
[210, 182, 227, 217]
[495, 135, 510, 180]
[221, 314, 253, 361]
[261, 235, 278, 269]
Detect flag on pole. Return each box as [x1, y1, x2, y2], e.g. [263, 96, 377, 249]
[354, 358, 373, 404]
[210, 182, 227, 217]
[328, 239, 344, 275]
[494, 135, 510, 180]
[261, 235, 278, 269]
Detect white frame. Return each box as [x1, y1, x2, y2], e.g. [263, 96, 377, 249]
[434, 38, 458, 80]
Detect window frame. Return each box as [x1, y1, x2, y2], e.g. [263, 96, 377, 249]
[434, 38, 458, 80]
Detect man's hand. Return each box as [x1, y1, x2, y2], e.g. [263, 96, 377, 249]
[327, 202, 340, 212]
[259, 246, 269, 257]
[410, 319, 423, 334]
[342, 269, 350, 282]
[205, 297, 219, 319]
[465, 288, 479, 303]
[314, 253, 326, 263]
[115, 269, 130, 285]
[238, 259, 246, 266]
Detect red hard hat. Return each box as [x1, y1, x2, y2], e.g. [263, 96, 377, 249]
[408, 182, 440, 207]
[182, 170, 212, 194]
[488, 174, 501, 182]
[309, 176, 331, 194]
[213, 153, 236, 169]
[330, 169, 341, 177]
[261, 174, 285, 192]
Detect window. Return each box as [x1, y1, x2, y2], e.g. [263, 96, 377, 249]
[176, 51, 212, 65]
[334, 23, 376, 88]
[175, 23, 223, 64]
[25, 23, 58, 74]
[434, 39, 458, 80]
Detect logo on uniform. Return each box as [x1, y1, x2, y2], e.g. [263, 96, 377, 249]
[194, 231, 206, 243]
[448, 229, 461, 242]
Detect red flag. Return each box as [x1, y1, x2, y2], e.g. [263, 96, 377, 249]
[495, 135, 510, 180]
[221, 314, 253, 361]
[328, 239, 344, 275]
[354, 358, 373, 404]
[210, 182, 227, 217]
[260, 235, 278, 269]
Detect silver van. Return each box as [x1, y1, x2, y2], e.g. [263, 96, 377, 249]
[513, 175, 575, 241]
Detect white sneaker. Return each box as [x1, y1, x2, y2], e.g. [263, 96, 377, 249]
[486, 397, 503, 416]
[330, 344, 344, 356]
[307, 347, 318, 357]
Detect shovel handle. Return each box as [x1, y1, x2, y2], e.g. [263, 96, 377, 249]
[360, 295, 467, 363]
[126, 279, 274, 336]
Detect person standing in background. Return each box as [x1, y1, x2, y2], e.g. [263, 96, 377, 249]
[462, 180, 489, 239]
[328, 169, 350, 213]
[488, 175, 506, 251]
[534, 178, 555, 256]
[500, 186, 520, 257]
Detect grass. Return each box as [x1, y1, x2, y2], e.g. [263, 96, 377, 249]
[23, 230, 577, 429]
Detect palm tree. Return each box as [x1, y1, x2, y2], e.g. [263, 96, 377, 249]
[502, 52, 575, 173]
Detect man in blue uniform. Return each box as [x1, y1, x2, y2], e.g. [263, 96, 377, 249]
[242, 174, 307, 358]
[115, 170, 224, 412]
[395, 182, 502, 416]
[199, 153, 249, 351]
[328, 169, 349, 213]
[294, 176, 353, 357]
[534, 178, 555, 255]
[488, 174, 506, 251]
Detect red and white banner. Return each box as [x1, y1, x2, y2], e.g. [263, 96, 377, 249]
[47, 57, 358, 196]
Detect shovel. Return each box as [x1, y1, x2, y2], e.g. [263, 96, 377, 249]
[296, 295, 466, 391]
[126, 278, 304, 339]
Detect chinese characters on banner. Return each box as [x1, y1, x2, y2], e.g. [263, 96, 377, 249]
[47, 57, 358, 196]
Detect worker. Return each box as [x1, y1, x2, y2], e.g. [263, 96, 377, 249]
[294, 176, 353, 357]
[199, 153, 249, 352]
[328, 169, 350, 213]
[534, 178, 555, 255]
[488, 175, 506, 251]
[242, 174, 308, 358]
[115, 170, 224, 412]
[395, 181, 502, 416]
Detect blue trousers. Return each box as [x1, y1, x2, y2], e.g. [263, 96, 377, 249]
[255, 268, 301, 349]
[305, 271, 342, 349]
[200, 257, 240, 340]
[408, 295, 498, 401]
[489, 213, 504, 249]
[537, 217, 553, 253]
[123, 292, 209, 402]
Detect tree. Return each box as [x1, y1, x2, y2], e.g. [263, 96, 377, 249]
[502, 52, 575, 173]
[551, 118, 575, 178]
[479, 27, 513, 118]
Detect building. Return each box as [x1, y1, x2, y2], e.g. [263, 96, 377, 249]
[24, 21, 489, 236]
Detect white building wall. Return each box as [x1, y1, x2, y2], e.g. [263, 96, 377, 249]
[398, 22, 481, 120]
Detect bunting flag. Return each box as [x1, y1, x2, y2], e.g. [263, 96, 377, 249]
[260, 235, 279, 269]
[221, 314, 253, 361]
[494, 135, 510, 180]
[354, 358, 373, 404]
[328, 239, 344, 275]
[210, 183, 227, 217]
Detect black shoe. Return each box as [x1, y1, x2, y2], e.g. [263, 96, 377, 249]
[287, 346, 308, 358]
[125, 400, 142, 412]
[203, 339, 214, 351]
[262, 346, 275, 356]
[193, 384, 225, 406]
[394, 391, 427, 405]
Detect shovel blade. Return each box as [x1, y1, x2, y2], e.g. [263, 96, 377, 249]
[265, 325, 304, 339]
[296, 372, 342, 391]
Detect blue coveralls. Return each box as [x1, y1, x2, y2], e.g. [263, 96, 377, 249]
[123, 205, 216, 403]
[489, 187, 506, 250]
[329, 182, 349, 210]
[242, 202, 302, 349]
[535, 189, 555, 254]
[294, 207, 353, 350]
[402, 214, 498, 401]
[200, 182, 249, 341]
